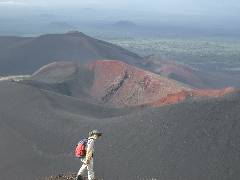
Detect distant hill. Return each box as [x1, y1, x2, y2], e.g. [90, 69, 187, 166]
[144, 57, 240, 89]
[46, 22, 76, 30]
[21, 60, 233, 108]
[113, 20, 138, 28]
[29, 60, 190, 107]
[1, 31, 237, 89]
[0, 31, 142, 75]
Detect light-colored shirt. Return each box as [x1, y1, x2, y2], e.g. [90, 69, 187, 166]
[85, 137, 95, 160]
[87, 138, 95, 152]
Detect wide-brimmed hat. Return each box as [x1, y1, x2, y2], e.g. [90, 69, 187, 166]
[89, 129, 102, 137]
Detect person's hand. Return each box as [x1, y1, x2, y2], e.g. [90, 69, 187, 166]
[84, 159, 90, 165]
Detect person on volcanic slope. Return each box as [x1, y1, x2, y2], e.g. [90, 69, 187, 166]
[76, 129, 102, 180]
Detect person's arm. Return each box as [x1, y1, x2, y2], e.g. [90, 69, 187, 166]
[85, 139, 94, 164]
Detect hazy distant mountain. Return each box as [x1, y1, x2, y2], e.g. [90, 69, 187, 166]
[144, 58, 240, 89]
[113, 20, 138, 28]
[46, 22, 76, 29]
[0, 31, 142, 75]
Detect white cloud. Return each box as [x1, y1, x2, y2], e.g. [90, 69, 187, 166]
[0, 0, 127, 8]
[0, 0, 26, 6]
[47, 0, 128, 8]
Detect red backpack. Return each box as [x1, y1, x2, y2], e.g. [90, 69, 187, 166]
[75, 138, 88, 158]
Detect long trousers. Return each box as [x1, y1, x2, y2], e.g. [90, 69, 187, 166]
[77, 158, 94, 180]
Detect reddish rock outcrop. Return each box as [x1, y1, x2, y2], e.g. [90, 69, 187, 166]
[151, 90, 189, 107]
[86, 60, 190, 107]
[86, 60, 235, 107]
[31, 60, 236, 108]
[192, 87, 235, 97]
[151, 87, 235, 107]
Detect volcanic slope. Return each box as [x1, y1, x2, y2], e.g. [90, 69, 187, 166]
[27, 60, 234, 108]
[0, 80, 240, 180]
[0, 31, 142, 75]
[145, 58, 240, 89]
[0, 80, 134, 180]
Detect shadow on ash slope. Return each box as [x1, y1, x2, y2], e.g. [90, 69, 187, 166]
[0, 79, 240, 180]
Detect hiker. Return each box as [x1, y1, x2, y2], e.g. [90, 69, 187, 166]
[76, 129, 102, 180]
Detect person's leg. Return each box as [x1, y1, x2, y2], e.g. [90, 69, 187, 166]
[87, 159, 95, 180]
[77, 159, 87, 179]
[78, 163, 87, 176]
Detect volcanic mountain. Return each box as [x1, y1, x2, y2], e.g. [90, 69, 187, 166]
[0, 29, 239, 180]
[144, 58, 240, 88]
[1, 32, 238, 89]
[0, 31, 142, 75]
[25, 60, 234, 108]
[0, 78, 239, 180]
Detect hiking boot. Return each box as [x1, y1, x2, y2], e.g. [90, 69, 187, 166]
[76, 175, 84, 180]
